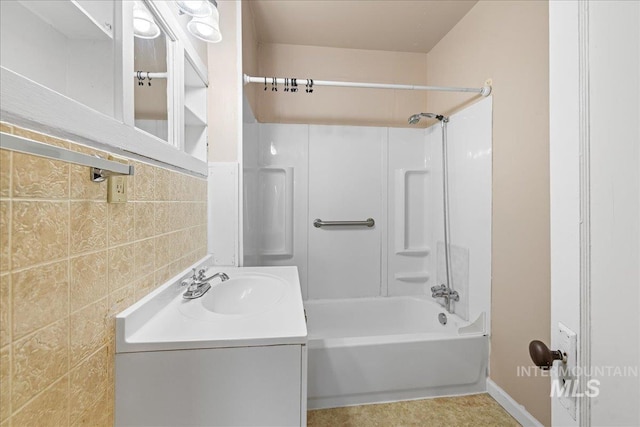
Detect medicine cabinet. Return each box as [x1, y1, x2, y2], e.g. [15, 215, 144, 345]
[0, 0, 209, 175]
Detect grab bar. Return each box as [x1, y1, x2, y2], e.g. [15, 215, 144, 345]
[0, 131, 134, 182]
[313, 218, 375, 228]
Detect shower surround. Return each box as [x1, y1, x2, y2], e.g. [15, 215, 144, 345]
[242, 97, 492, 406]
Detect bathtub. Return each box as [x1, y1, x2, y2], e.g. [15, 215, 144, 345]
[305, 296, 488, 409]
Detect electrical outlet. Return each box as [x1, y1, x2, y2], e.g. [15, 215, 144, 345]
[557, 322, 577, 420]
[108, 175, 127, 203]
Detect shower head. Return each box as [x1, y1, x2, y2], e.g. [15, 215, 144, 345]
[407, 112, 449, 124]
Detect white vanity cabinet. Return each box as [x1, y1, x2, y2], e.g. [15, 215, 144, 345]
[115, 263, 308, 426]
[116, 344, 307, 426]
[0, 0, 209, 174]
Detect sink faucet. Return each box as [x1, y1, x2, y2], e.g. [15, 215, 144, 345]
[182, 268, 229, 299]
[431, 284, 459, 312]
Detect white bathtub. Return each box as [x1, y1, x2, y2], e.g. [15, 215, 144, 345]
[305, 296, 488, 409]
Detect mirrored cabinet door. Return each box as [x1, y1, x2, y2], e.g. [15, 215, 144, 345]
[0, 0, 116, 117]
[133, 1, 173, 144]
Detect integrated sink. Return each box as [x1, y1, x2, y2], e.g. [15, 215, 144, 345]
[116, 260, 307, 352]
[201, 273, 286, 315]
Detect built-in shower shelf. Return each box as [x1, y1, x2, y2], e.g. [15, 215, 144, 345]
[395, 247, 430, 256]
[259, 167, 294, 258]
[394, 272, 430, 283]
[394, 168, 430, 255]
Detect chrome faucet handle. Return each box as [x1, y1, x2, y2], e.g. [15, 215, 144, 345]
[196, 268, 208, 281]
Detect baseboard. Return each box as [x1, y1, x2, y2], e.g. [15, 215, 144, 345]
[486, 378, 543, 427]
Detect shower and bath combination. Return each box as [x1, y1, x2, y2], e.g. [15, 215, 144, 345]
[408, 113, 459, 313]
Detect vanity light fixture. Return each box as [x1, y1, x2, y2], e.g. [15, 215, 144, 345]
[133, 1, 161, 39]
[175, 0, 213, 18]
[176, 0, 222, 43]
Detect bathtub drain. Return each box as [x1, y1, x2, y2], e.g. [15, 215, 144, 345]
[438, 312, 448, 325]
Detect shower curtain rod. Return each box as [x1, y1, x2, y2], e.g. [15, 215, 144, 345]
[243, 74, 492, 97]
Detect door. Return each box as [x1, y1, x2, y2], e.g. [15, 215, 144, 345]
[550, 1, 640, 426]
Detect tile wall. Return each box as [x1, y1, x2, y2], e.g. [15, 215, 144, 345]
[0, 122, 208, 426]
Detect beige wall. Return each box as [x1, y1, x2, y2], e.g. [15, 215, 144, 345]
[207, 0, 241, 162]
[242, 1, 259, 118]
[427, 1, 550, 424]
[254, 43, 428, 128]
[0, 123, 207, 425]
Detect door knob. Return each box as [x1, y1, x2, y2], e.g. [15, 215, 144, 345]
[529, 340, 566, 370]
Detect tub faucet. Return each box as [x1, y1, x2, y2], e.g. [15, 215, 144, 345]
[182, 268, 229, 299]
[431, 284, 459, 312]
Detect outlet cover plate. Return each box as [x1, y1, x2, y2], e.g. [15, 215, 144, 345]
[108, 175, 127, 203]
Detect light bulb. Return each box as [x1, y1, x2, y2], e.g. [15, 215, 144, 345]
[133, 2, 161, 39]
[134, 18, 152, 34]
[187, 13, 222, 43]
[194, 22, 214, 36]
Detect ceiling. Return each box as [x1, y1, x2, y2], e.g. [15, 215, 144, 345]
[248, 0, 478, 54]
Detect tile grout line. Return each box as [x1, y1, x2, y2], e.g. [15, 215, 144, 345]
[66, 158, 71, 427]
[7, 150, 13, 421]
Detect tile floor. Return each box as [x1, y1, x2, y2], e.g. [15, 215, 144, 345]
[307, 393, 521, 427]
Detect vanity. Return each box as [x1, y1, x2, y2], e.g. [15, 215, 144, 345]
[115, 258, 308, 426]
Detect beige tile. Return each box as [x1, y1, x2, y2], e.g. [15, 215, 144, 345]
[134, 239, 154, 280]
[12, 261, 68, 340]
[133, 273, 156, 300]
[178, 229, 191, 256]
[70, 298, 108, 368]
[132, 162, 154, 201]
[0, 201, 8, 272]
[154, 233, 177, 269]
[107, 284, 134, 322]
[0, 122, 13, 134]
[0, 150, 10, 198]
[134, 202, 154, 240]
[0, 416, 9, 427]
[107, 243, 134, 293]
[108, 203, 134, 246]
[12, 153, 69, 199]
[71, 389, 110, 427]
[154, 167, 170, 201]
[186, 227, 199, 254]
[70, 201, 107, 256]
[11, 201, 68, 270]
[0, 275, 9, 347]
[153, 202, 170, 235]
[197, 202, 207, 225]
[11, 127, 69, 149]
[194, 224, 207, 251]
[179, 203, 191, 229]
[0, 346, 10, 422]
[69, 145, 108, 201]
[197, 178, 208, 202]
[154, 259, 182, 285]
[70, 251, 108, 313]
[11, 375, 69, 427]
[11, 318, 68, 410]
[70, 346, 108, 426]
